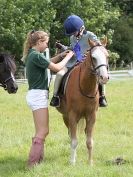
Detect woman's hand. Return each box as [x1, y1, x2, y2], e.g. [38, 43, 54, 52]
[65, 50, 74, 60]
[60, 50, 74, 59]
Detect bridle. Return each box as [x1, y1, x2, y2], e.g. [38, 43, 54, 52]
[89, 44, 108, 73]
[0, 76, 13, 90]
[78, 44, 108, 98]
[0, 59, 14, 90]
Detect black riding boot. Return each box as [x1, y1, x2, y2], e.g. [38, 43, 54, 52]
[99, 84, 108, 107]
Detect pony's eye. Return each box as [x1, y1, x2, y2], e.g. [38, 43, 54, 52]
[92, 57, 96, 61]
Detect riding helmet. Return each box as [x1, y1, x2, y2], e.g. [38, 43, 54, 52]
[64, 15, 84, 36]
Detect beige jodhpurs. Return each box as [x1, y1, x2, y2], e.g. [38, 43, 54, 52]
[53, 67, 68, 95]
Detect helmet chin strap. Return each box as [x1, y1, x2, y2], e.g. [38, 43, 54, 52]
[76, 26, 85, 39]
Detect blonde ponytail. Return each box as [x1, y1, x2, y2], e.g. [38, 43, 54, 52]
[22, 30, 49, 61]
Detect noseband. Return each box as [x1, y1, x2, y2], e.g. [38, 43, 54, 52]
[0, 76, 13, 90]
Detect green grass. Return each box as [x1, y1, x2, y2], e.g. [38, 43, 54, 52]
[0, 78, 133, 177]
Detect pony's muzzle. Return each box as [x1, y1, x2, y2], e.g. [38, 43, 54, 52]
[7, 82, 18, 94]
[99, 75, 109, 84]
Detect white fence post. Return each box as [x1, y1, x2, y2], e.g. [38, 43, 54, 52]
[44, 48, 51, 87]
[24, 67, 26, 79]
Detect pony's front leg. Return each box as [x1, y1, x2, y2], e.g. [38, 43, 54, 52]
[70, 138, 78, 165]
[85, 113, 96, 166]
[69, 111, 78, 165]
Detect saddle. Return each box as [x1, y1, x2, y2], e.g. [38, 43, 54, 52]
[57, 62, 82, 96]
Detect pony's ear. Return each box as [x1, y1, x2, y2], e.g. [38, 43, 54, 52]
[88, 39, 96, 47]
[12, 55, 16, 60]
[101, 36, 108, 46]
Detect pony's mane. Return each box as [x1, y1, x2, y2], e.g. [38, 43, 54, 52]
[2, 53, 16, 73]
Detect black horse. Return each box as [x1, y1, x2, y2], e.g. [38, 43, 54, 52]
[0, 53, 18, 93]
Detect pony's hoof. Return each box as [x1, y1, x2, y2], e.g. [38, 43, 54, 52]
[89, 160, 94, 166]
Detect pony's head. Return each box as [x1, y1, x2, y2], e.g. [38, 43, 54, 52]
[0, 53, 18, 93]
[88, 37, 109, 84]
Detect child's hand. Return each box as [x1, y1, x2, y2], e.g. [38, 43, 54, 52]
[55, 41, 62, 49]
[55, 41, 67, 50]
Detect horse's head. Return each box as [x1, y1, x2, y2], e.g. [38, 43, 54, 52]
[88, 37, 109, 84]
[0, 53, 18, 93]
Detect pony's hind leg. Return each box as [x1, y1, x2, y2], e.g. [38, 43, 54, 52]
[63, 115, 69, 128]
[85, 113, 96, 166]
[68, 111, 78, 165]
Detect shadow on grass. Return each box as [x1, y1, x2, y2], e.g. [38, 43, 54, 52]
[0, 156, 28, 177]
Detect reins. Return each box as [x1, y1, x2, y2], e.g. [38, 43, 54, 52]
[78, 65, 98, 98]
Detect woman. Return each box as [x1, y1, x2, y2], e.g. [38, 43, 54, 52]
[23, 30, 74, 167]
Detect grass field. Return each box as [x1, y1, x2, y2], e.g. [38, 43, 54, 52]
[0, 78, 133, 177]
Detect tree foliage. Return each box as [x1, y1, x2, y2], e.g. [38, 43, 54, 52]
[50, 0, 120, 43]
[0, 0, 55, 60]
[112, 16, 133, 65]
[0, 0, 132, 67]
[108, 0, 133, 65]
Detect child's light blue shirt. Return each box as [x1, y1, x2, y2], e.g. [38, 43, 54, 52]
[66, 31, 99, 67]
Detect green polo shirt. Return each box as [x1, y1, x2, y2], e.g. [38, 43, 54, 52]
[25, 49, 50, 90]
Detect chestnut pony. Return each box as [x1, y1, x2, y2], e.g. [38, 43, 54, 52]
[56, 38, 109, 165]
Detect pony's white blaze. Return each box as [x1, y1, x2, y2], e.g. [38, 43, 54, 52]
[11, 72, 15, 81]
[91, 46, 109, 84]
[99, 67, 108, 84]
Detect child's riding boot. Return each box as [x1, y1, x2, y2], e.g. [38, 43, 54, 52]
[99, 84, 108, 107]
[27, 137, 44, 168]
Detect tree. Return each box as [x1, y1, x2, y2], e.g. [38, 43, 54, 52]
[50, 0, 120, 65]
[108, 0, 133, 65]
[112, 16, 133, 65]
[0, 0, 120, 65]
[0, 0, 55, 61]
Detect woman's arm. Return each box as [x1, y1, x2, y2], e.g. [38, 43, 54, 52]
[51, 50, 70, 63]
[48, 51, 74, 72]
